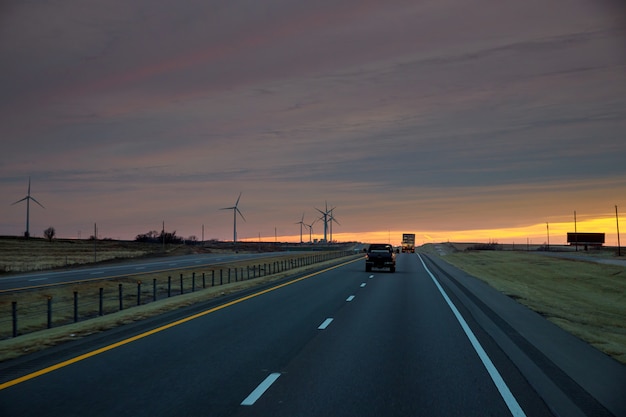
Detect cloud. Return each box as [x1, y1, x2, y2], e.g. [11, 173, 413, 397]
[1, 0, 625, 241]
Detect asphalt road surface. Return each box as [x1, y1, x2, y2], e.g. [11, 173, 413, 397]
[0, 251, 298, 292]
[1, 253, 624, 416]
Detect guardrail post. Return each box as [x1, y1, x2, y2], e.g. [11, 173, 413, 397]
[212, 270, 215, 286]
[119, 284, 123, 310]
[202, 272, 206, 288]
[73, 291, 78, 323]
[137, 281, 142, 306]
[228, 268, 231, 284]
[168, 276, 172, 297]
[153, 279, 157, 302]
[180, 273, 184, 295]
[12, 301, 17, 337]
[47, 296, 52, 328]
[220, 269, 223, 285]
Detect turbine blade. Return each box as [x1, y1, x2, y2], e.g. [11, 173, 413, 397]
[236, 207, 246, 222]
[11, 196, 28, 205]
[235, 192, 242, 207]
[30, 197, 45, 209]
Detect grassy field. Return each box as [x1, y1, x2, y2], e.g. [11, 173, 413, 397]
[428, 245, 626, 364]
[0, 237, 174, 273]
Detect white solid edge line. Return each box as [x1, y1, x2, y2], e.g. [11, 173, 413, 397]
[417, 254, 526, 417]
[241, 372, 281, 406]
[318, 318, 334, 329]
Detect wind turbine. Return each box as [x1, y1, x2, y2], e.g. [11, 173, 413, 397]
[295, 212, 306, 244]
[315, 201, 334, 243]
[220, 192, 245, 244]
[304, 218, 318, 244]
[11, 177, 45, 238]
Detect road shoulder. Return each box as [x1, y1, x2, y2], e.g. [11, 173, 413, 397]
[420, 253, 626, 417]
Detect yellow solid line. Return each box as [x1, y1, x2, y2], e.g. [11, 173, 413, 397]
[0, 257, 361, 391]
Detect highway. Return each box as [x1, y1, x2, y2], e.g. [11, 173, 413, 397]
[1, 253, 624, 416]
[0, 251, 300, 292]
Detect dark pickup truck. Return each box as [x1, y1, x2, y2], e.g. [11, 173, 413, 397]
[365, 243, 396, 272]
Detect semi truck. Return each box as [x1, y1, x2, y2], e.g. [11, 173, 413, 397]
[401, 233, 416, 253]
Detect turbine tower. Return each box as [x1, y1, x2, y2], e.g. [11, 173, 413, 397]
[220, 192, 245, 244]
[11, 177, 45, 238]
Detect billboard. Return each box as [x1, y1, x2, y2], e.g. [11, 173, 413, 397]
[567, 233, 605, 245]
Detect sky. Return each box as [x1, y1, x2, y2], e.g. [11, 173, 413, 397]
[1, 0, 625, 246]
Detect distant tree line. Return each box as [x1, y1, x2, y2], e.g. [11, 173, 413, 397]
[135, 230, 183, 244]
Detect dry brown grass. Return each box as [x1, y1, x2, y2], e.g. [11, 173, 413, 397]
[437, 249, 626, 364]
[0, 238, 174, 273]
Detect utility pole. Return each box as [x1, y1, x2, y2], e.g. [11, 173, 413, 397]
[93, 223, 97, 262]
[617, 205, 622, 256]
[574, 210, 578, 251]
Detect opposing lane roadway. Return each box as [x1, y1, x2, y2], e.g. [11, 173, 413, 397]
[1, 253, 623, 416]
[0, 251, 298, 292]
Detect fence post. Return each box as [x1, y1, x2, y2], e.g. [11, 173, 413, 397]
[12, 301, 17, 337]
[99, 288, 104, 316]
[119, 284, 123, 310]
[47, 296, 52, 329]
[137, 281, 142, 306]
[74, 291, 78, 323]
